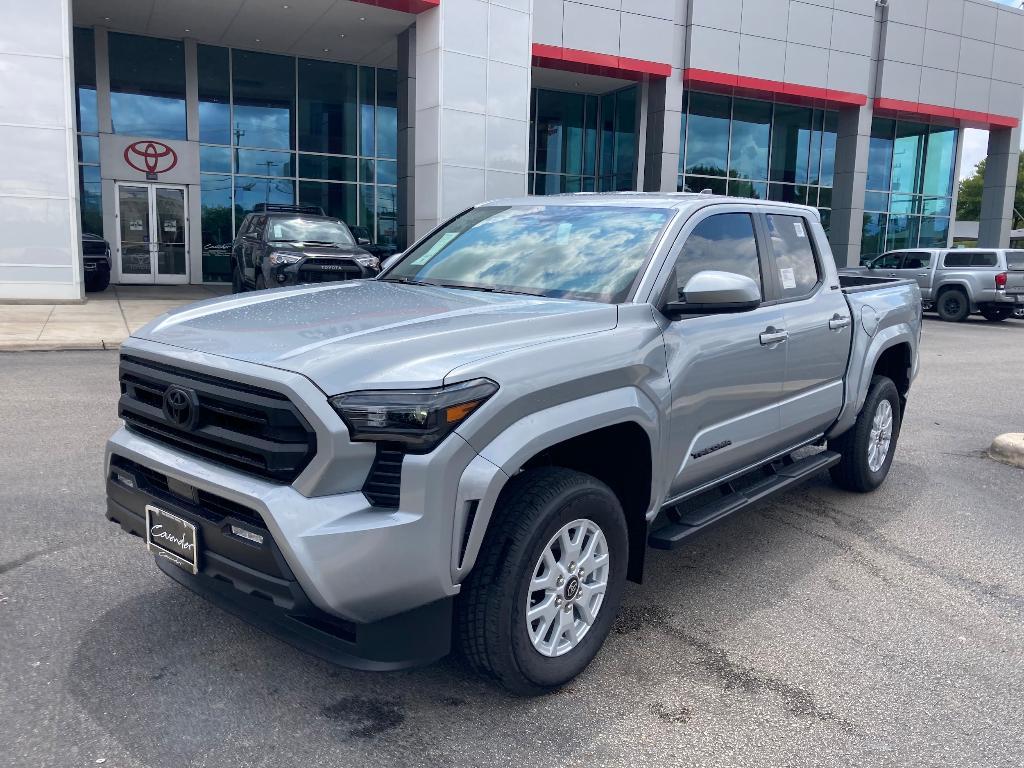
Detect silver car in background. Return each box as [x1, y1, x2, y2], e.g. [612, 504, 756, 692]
[854, 248, 1024, 322]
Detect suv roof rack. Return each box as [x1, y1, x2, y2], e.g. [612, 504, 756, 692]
[252, 203, 325, 216]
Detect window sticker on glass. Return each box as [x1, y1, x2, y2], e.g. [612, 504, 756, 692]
[793, 221, 806, 239]
[780, 267, 797, 290]
[556, 222, 573, 244]
[411, 232, 458, 266]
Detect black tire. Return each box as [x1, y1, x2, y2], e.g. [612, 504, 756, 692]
[829, 375, 902, 493]
[936, 289, 969, 322]
[255, 273, 267, 291]
[980, 306, 1011, 322]
[455, 467, 629, 695]
[231, 266, 244, 293]
[84, 271, 110, 293]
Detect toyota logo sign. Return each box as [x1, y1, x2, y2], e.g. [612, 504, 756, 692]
[123, 140, 178, 175]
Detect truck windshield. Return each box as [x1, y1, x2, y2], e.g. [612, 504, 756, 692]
[1007, 251, 1024, 271]
[384, 205, 674, 303]
[267, 218, 354, 244]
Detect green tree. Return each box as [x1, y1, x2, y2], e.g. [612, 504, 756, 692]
[957, 154, 1024, 228]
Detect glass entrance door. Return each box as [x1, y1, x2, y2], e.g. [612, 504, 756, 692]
[116, 184, 189, 284]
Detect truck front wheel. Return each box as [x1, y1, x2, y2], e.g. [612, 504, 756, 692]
[455, 467, 628, 695]
[829, 375, 902, 492]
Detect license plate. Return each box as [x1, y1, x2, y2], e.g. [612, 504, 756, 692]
[146, 505, 199, 575]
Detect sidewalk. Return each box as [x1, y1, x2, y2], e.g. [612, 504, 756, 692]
[0, 285, 231, 352]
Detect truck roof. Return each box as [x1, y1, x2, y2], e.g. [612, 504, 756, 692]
[479, 192, 820, 219]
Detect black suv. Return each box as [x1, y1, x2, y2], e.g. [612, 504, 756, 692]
[82, 232, 111, 292]
[230, 204, 379, 293]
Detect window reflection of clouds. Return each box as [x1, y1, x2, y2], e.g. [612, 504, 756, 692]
[397, 206, 672, 303]
[674, 214, 761, 298]
[766, 214, 819, 296]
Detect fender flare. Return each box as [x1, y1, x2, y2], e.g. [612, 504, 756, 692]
[450, 387, 661, 582]
[827, 330, 913, 439]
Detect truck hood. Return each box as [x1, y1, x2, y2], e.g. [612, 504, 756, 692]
[132, 280, 618, 394]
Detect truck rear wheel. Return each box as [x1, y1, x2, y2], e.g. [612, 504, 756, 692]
[936, 289, 969, 322]
[455, 467, 628, 695]
[829, 375, 901, 492]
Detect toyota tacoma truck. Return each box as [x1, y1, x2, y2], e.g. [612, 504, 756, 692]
[105, 194, 921, 694]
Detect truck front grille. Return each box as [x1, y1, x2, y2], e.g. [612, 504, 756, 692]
[118, 355, 316, 483]
[298, 259, 362, 283]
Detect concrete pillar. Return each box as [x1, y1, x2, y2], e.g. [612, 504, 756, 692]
[643, 71, 684, 192]
[414, 0, 533, 238]
[95, 28, 112, 135]
[0, 0, 83, 301]
[397, 26, 416, 251]
[828, 103, 873, 267]
[978, 125, 1021, 248]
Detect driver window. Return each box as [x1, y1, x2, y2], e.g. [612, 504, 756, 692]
[902, 252, 931, 269]
[872, 252, 904, 269]
[674, 213, 762, 300]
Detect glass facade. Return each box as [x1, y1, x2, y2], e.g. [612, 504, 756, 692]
[678, 92, 837, 234]
[529, 86, 638, 194]
[197, 45, 399, 281]
[108, 33, 187, 140]
[861, 118, 957, 259]
[73, 28, 102, 237]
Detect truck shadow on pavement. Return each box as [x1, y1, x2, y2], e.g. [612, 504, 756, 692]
[65, 463, 1009, 766]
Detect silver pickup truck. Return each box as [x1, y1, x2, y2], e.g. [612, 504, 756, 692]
[855, 247, 1024, 321]
[105, 194, 921, 694]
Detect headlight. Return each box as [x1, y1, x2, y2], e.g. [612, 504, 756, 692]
[354, 254, 381, 270]
[329, 379, 498, 453]
[269, 252, 302, 265]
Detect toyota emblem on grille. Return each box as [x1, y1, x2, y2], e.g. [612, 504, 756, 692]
[162, 385, 200, 430]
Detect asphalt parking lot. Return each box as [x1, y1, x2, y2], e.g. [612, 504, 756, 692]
[1, 315, 1022, 768]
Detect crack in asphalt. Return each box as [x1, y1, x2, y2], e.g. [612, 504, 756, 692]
[778, 491, 1024, 614]
[0, 545, 68, 577]
[614, 605, 855, 731]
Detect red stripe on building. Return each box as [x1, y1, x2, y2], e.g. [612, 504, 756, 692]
[683, 68, 868, 109]
[874, 97, 1020, 128]
[349, 0, 439, 12]
[531, 43, 671, 81]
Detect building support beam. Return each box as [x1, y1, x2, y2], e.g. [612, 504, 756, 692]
[413, 0, 532, 238]
[397, 25, 416, 251]
[827, 103, 872, 267]
[978, 125, 1021, 248]
[642, 71, 684, 192]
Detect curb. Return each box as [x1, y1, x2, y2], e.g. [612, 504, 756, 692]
[0, 340, 122, 353]
[988, 433, 1024, 469]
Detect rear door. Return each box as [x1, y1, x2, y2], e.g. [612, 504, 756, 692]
[892, 251, 934, 297]
[764, 211, 852, 445]
[659, 208, 788, 496]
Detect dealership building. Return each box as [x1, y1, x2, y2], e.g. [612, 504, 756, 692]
[1, 0, 1021, 300]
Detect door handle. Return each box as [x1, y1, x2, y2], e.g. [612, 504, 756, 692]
[887, 272, 896, 277]
[918, 273, 928, 277]
[759, 327, 789, 346]
[829, 314, 851, 330]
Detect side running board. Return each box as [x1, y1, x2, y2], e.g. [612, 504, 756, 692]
[648, 450, 840, 550]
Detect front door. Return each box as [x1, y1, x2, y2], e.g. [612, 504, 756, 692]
[660, 209, 788, 497]
[116, 184, 189, 284]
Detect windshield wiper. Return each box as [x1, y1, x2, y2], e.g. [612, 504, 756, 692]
[380, 276, 442, 287]
[433, 283, 545, 297]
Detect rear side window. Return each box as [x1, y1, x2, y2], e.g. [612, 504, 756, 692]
[903, 252, 931, 269]
[673, 213, 762, 299]
[944, 252, 997, 267]
[1007, 251, 1024, 270]
[766, 214, 820, 298]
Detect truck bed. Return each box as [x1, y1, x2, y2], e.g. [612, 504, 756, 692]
[838, 273, 914, 293]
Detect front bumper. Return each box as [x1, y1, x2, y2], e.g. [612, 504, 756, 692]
[105, 448, 453, 670]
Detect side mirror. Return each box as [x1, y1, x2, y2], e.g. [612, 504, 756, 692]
[662, 271, 761, 318]
[380, 252, 404, 271]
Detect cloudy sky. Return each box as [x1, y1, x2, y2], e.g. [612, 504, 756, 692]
[958, 0, 1024, 179]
